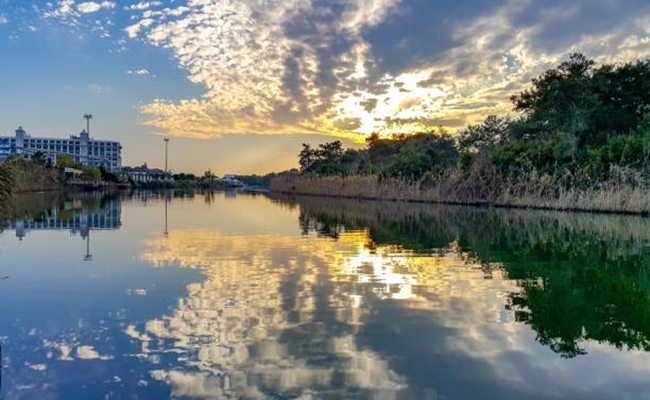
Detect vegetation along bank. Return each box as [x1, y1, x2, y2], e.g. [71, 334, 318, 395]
[271, 53, 650, 215]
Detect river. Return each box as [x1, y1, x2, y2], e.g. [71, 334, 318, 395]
[0, 190, 649, 399]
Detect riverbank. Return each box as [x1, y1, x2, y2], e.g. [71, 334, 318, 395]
[269, 175, 650, 216]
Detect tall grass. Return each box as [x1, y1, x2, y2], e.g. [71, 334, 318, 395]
[270, 168, 650, 215]
[2, 159, 60, 193]
[0, 162, 14, 201]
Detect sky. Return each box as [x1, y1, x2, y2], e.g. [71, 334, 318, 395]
[0, 1, 649, 175]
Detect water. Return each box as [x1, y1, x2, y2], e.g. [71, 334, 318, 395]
[0, 190, 649, 399]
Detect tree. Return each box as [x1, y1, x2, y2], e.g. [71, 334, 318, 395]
[591, 59, 650, 136]
[299, 143, 316, 173]
[32, 151, 47, 166]
[203, 170, 215, 179]
[457, 115, 511, 153]
[80, 166, 101, 183]
[99, 167, 119, 183]
[56, 154, 75, 168]
[511, 53, 598, 143]
[384, 133, 458, 180]
[299, 141, 345, 175]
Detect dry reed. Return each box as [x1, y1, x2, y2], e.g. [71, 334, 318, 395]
[270, 173, 650, 215]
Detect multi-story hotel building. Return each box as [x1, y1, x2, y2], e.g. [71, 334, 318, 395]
[0, 126, 122, 171]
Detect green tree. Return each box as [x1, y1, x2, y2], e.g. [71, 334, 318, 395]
[511, 53, 598, 143]
[457, 115, 511, 153]
[32, 151, 47, 166]
[299, 143, 317, 173]
[80, 166, 101, 182]
[384, 133, 458, 180]
[56, 154, 75, 168]
[299, 141, 345, 175]
[592, 60, 650, 136]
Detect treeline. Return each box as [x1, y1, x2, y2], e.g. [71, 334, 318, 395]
[281, 54, 650, 213]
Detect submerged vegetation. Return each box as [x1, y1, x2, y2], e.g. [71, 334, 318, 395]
[273, 53, 650, 214]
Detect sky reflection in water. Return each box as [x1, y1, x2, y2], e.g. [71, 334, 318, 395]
[0, 191, 649, 399]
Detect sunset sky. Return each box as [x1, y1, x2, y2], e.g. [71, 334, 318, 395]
[1, 1, 649, 174]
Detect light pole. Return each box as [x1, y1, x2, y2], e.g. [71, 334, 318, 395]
[84, 233, 92, 261]
[83, 113, 93, 134]
[164, 195, 169, 237]
[164, 137, 169, 174]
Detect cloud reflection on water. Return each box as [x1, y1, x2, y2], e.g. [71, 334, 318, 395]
[136, 227, 525, 398]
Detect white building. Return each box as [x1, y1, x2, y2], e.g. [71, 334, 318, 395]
[0, 126, 122, 172]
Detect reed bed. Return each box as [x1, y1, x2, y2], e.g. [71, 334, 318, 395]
[270, 173, 650, 215]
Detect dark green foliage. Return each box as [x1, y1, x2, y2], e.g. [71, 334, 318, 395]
[173, 172, 198, 181]
[457, 115, 511, 153]
[237, 171, 298, 188]
[592, 60, 650, 136]
[80, 166, 102, 183]
[366, 133, 403, 166]
[511, 53, 599, 143]
[510, 53, 650, 148]
[32, 151, 47, 166]
[383, 133, 458, 180]
[299, 141, 345, 175]
[99, 167, 119, 183]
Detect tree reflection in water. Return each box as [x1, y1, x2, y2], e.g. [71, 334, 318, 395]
[276, 193, 650, 359]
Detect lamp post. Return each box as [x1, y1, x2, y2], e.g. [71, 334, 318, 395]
[83, 113, 93, 134]
[164, 137, 169, 175]
[84, 233, 92, 261]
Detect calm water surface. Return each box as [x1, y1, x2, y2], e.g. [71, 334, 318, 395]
[0, 190, 649, 399]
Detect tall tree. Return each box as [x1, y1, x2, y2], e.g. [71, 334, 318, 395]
[457, 115, 511, 153]
[511, 53, 598, 143]
[592, 60, 650, 136]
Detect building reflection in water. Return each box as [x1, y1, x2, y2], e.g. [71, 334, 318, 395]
[8, 198, 121, 241]
[6, 196, 121, 260]
[137, 228, 517, 399]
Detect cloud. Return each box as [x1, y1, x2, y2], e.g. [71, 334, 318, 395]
[42, 0, 80, 25]
[126, 68, 150, 75]
[77, 1, 116, 14]
[0, 15, 8, 25]
[125, 1, 163, 11]
[40, 0, 117, 40]
[76, 345, 114, 360]
[87, 83, 111, 93]
[124, 0, 650, 141]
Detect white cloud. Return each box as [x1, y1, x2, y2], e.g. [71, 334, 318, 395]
[0, 15, 8, 24]
[42, 0, 79, 23]
[126, 68, 151, 75]
[87, 83, 111, 93]
[77, 1, 115, 14]
[42, 0, 116, 39]
[125, 0, 650, 140]
[131, 0, 404, 139]
[27, 363, 47, 371]
[125, 1, 163, 11]
[76, 345, 114, 360]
